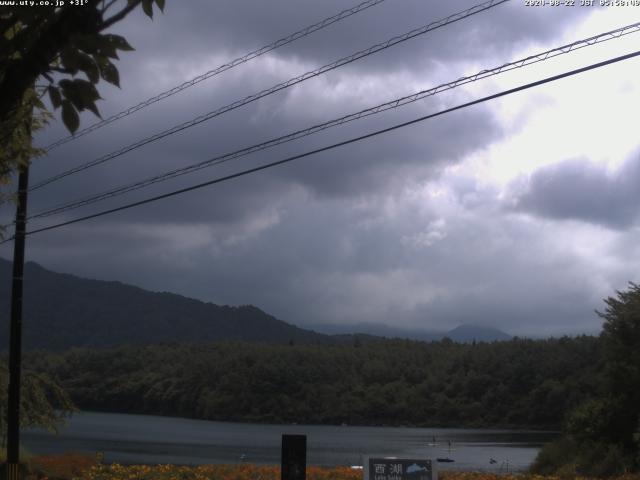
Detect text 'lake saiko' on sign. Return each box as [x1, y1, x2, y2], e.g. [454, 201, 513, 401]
[366, 458, 436, 480]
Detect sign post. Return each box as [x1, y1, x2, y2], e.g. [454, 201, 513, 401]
[281, 434, 306, 480]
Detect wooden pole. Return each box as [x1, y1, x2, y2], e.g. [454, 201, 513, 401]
[5, 138, 30, 480]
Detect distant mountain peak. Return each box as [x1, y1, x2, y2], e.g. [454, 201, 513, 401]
[309, 321, 511, 343]
[445, 324, 512, 342]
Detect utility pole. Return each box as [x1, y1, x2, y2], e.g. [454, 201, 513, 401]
[5, 165, 29, 480]
[5, 118, 31, 480]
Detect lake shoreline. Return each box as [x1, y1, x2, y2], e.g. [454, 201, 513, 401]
[63, 409, 561, 433]
[24, 411, 555, 471]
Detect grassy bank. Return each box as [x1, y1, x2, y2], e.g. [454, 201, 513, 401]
[23, 454, 640, 480]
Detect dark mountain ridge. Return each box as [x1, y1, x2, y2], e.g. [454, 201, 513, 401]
[0, 258, 329, 349]
[1, 258, 511, 350]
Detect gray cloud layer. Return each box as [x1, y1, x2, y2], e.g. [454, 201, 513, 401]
[0, 0, 628, 337]
[513, 154, 640, 229]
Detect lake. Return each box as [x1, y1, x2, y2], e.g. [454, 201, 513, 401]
[23, 412, 556, 472]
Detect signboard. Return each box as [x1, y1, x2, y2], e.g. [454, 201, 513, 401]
[365, 458, 436, 480]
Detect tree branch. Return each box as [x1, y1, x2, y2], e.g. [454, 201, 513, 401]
[101, 0, 120, 14]
[99, 0, 142, 31]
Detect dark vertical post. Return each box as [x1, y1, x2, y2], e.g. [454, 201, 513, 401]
[281, 434, 306, 480]
[6, 164, 30, 480]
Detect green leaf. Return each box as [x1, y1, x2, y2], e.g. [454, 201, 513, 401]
[93, 34, 119, 59]
[33, 97, 45, 111]
[61, 100, 79, 134]
[104, 34, 134, 52]
[142, 0, 153, 18]
[75, 79, 101, 101]
[84, 100, 101, 118]
[77, 81, 100, 102]
[99, 61, 120, 88]
[154, 0, 165, 12]
[4, 22, 20, 41]
[60, 47, 80, 74]
[72, 34, 99, 55]
[58, 79, 74, 100]
[93, 54, 109, 69]
[59, 79, 101, 112]
[76, 52, 99, 83]
[48, 86, 61, 109]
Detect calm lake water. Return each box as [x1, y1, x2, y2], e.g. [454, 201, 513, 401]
[23, 412, 556, 472]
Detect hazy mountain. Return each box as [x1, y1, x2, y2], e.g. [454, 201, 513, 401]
[0, 258, 330, 350]
[446, 324, 512, 342]
[309, 322, 511, 343]
[0, 258, 511, 350]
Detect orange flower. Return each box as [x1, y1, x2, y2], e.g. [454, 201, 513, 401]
[21, 456, 640, 480]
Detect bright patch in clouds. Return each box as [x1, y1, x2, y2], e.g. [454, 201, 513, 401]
[452, 7, 640, 187]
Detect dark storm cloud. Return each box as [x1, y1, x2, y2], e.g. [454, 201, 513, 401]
[512, 154, 640, 229]
[28, 43, 501, 230]
[27, 0, 591, 225]
[12, 177, 614, 337]
[118, 0, 595, 74]
[0, 0, 618, 337]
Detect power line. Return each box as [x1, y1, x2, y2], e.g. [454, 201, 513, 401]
[29, 0, 509, 191]
[42, 0, 389, 152]
[27, 21, 640, 220]
[6, 48, 638, 242]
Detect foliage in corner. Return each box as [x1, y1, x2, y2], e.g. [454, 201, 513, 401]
[532, 282, 640, 477]
[0, 0, 165, 203]
[0, 361, 76, 447]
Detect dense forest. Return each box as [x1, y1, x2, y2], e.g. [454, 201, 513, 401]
[10, 281, 640, 476]
[26, 335, 601, 429]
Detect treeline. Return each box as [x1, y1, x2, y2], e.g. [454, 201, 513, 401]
[26, 336, 602, 429]
[531, 284, 640, 476]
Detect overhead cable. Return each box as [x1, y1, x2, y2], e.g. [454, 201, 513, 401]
[27, 20, 640, 220]
[6, 48, 638, 242]
[30, 0, 509, 191]
[42, 0, 389, 152]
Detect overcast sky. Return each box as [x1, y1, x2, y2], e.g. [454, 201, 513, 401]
[2, 0, 639, 336]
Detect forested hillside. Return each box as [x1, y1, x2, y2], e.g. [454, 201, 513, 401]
[0, 258, 510, 348]
[27, 336, 601, 429]
[0, 258, 330, 349]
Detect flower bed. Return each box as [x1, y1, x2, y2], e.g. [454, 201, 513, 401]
[25, 455, 640, 480]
